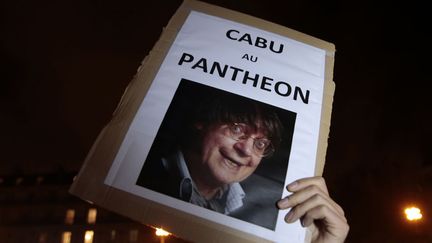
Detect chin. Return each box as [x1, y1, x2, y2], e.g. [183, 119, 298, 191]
[213, 175, 236, 186]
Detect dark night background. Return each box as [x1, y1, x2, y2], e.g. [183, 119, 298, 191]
[1, 0, 431, 242]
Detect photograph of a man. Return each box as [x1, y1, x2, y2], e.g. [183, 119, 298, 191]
[137, 79, 296, 230]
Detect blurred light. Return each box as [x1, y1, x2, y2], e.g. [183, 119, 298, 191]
[62, 232, 72, 243]
[65, 209, 75, 225]
[87, 208, 97, 224]
[404, 206, 423, 221]
[155, 228, 171, 237]
[84, 230, 94, 243]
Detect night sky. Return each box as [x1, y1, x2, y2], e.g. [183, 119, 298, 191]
[1, 0, 431, 242]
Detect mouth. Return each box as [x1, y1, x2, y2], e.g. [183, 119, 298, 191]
[220, 150, 244, 169]
[223, 158, 242, 169]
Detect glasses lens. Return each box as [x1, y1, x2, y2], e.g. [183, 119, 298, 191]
[256, 141, 274, 157]
[229, 123, 246, 139]
[227, 123, 274, 157]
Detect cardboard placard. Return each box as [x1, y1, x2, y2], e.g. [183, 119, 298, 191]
[70, 1, 335, 242]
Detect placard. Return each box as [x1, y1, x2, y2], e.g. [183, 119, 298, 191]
[70, 1, 335, 242]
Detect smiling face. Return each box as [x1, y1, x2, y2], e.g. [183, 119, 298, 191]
[189, 122, 266, 188]
[180, 93, 283, 195]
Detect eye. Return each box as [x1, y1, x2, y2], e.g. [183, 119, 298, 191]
[254, 139, 270, 151]
[230, 123, 245, 135]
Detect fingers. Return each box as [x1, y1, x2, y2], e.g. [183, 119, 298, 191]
[301, 205, 349, 242]
[277, 176, 346, 222]
[301, 204, 346, 228]
[278, 176, 349, 242]
[280, 189, 343, 224]
[287, 176, 328, 195]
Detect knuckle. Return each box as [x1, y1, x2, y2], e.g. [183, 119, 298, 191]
[316, 176, 326, 187]
[311, 193, 324, 203]
[316, 204, 329, 214]
[292, 204, 306, 218]
[305, 184, 323, 198]
[337, 204, 346, 216]
[344, 223, 350, 232]
[290, 197, 300, 206]
[306, 184, 320, 193]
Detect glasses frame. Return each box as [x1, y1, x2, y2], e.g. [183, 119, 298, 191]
[225, 122, 275, 157]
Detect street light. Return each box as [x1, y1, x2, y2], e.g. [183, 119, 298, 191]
[155, 227, 171, 243]
[404, 206, 423, 222]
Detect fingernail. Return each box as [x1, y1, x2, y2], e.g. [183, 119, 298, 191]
[300, 217, 311, 228]
[287, 181, 298, 190]
[277, 198, 290, 208]
[285, 210, 295, 223]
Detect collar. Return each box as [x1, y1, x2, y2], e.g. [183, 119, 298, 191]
[162, 150, 245, 214]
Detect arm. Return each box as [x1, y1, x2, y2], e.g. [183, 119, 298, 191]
[277, 176, 349, 243]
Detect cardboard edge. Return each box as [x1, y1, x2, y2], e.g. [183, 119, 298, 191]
[181, 0, 335, 52]
[305, 51, 336, 243]
[70, 1, 336, 243]
[314, 52, 336, 176]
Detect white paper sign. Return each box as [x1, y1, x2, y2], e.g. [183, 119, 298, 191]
[104, 11, 326, 243]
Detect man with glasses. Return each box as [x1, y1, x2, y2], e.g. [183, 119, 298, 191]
[137, 85, 349, 241]
[138, 90, 284, 216]
[175, 97, 284, 215]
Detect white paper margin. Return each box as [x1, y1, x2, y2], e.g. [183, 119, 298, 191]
[104, 11, 326, 243]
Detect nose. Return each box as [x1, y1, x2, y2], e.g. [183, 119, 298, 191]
[233, 137, 255, 156]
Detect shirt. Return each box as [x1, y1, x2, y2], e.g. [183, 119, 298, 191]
[161, 150, 245, 214]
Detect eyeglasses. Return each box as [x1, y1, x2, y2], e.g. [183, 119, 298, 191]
[225, 123, 275, 157]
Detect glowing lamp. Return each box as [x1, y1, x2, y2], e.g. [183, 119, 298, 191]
[155, 228, 171, 237]
[404, 206, 423, 221]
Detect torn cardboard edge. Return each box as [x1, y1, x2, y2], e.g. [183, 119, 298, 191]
[70, 0, 335, 242]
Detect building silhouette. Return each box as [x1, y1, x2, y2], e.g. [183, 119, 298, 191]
[0, 171, 189, 243]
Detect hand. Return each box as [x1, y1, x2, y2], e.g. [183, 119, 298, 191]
[277, 176, 349, 243]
